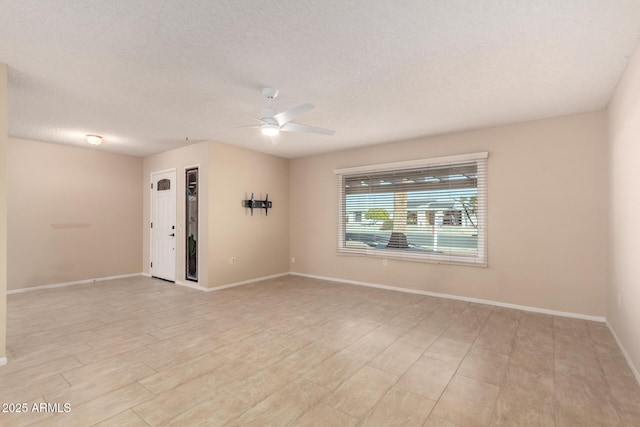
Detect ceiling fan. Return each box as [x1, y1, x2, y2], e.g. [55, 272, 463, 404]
[248, 87, 335, 139]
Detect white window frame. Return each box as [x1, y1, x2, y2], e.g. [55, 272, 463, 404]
[334, 152, 488, 266]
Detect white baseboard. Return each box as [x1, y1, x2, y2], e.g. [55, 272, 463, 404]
[167, 273, 290, 292]
[290, 272, 606, 322]
[7, 271, 290, 295]
[175, 280, 205, 291]
[7, 273, 144, 294]
[606, 321, 640, 385]
[200, 272, 290, 292]
[0, 357, 6, 367]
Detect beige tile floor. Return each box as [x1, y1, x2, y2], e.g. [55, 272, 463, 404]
[1, 275, 639, 426]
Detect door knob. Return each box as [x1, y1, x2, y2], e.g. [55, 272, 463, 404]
[169, 233, 175, 237]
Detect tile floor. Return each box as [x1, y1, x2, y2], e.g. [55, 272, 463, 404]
[1, 275, 639, 426]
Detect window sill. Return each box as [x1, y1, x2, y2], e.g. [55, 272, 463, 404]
[337, 247, 487, 267]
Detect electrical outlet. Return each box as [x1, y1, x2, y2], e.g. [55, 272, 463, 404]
[382, 259, 388, 267]
[229, 257, 236, 265]
[291, 257, 296, 263]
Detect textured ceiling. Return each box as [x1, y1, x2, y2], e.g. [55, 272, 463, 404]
[1, 1, 640, 158]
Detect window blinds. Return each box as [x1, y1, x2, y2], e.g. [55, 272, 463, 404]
[335, 153, 488, 266]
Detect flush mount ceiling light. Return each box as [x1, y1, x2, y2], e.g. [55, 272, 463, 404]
[86, 134, 102, 145]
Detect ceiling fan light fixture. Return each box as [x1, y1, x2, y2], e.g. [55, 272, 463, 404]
[260, 124, 280, 136]
[86, 134, 102, 145]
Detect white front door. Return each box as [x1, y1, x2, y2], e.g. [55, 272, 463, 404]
[151, 170, 176, 282]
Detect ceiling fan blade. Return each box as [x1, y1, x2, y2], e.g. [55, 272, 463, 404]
[273, 103, 315, 126]
[247, 115, 266, 124]
[230, 124, 260, 129]
[280, 122, 335, 135]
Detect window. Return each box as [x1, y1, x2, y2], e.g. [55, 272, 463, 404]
[157, 179, 171, 191]
[335, 152, 487, 266]
[407, 211, 418, 225]
[185, 167, 198, 282]
[443, 210, 462, 226]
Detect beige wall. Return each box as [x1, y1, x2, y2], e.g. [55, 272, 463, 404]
[290, 111, 608, 316]
[142, 141, 209, 287]
[607, 43, 640, 376]
[208, 142, 289, 287]
[7, 138, 142, 290]
[0, 64, 8, 361]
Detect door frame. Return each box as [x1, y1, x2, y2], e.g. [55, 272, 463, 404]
[149, 168, 177, 282]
